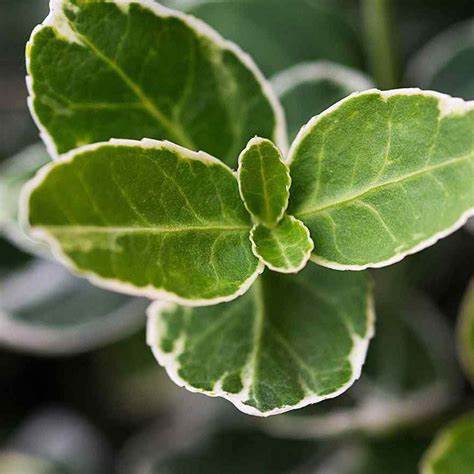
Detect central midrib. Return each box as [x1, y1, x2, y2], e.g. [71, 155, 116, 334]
[39, 224, 250, 234]
[295, 152, 473, 218]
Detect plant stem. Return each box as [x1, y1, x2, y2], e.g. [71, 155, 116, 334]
[361, 0, 399, 89]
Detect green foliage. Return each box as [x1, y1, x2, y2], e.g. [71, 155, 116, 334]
[26, 0, 285, 166]
[237, 137, 290, 227]
[250, 216, 313, 274]
[147, 265, 373, 416]
[18, 0, 474, 419]
[24, 140, 261, 304]
[289, 90, 474, 269]
[421, 413, 474, 474]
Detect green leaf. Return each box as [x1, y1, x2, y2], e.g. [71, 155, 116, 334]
[22, 139, 262, 305]
[457, 279, 474, 384]
[0, 143, 51, 256]
[265, 288, 460, 438]
[0, 260, 147, 355]
[147, 264, 374, 416]
[161, 0, 363, 76]
[26, 0, 285, 167]
[289, 89, 474, 270]
[421, 413, 474, 474]
[250, 216, 313, 273]
[272, 61, 373, 140]
[237, 137, 290, 226]
[407, 19, 474, 100]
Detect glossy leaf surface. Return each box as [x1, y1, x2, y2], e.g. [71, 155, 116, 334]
[289, 89, 474, 270]
[27, 0, 285, 167]
[23, 139, 261, 305]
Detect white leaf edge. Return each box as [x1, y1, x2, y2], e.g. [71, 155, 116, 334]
[0, 259, 147, 355]
[19, 138, 264, 307]
[288, 88, 474, 271]
[271, 60, 374, 101]
[25, 0, 288, 161]
[145, 287, 375, 417]
[263, 294, 461, 438]
[406, 18, 474, 89]
[237, 136, 291, 225]
[249, 216, 314, 274]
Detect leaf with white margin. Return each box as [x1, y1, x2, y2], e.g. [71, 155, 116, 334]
[0, 143, 51, 257]
[289, 89, 474, 270]
[457, 279, 474, 384]
[21, 139, 262, 305]
[406, 19, 474, 100]
[272, 61, 374, 140]
[0, 259, 147, 355]
[421, 413, 474, 474]
[264, 290, 460, 437]
[147, 265, 374, 417]
[26, 0, 286, 167]
[237, 137, 290, 226]
[250, 216, 313, 273]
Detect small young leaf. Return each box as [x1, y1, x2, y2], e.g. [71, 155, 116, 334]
[0, 260, 147, 355]
[27, 0, 285, 166]
[272, 61, 374, 140]
[457, 280, 474, 384]
[250, 215, 313, 273]
[289, 89, 474, 270]
[22, 139, 262, 305]
[147, 265, 374, 417]
[237, 137, 290, 226]
[421, 413, 474, 474]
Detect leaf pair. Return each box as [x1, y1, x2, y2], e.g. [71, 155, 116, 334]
[238, 137, 313, 273]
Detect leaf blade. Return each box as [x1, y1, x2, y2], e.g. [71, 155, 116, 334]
[147, 264, 374, 416]
[250, 215, 313, 273]
[289, 89, 474, 270]
[22, 139, 261, 305]
[237, 137, 290, 226]
[27, 0, 286, 166]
